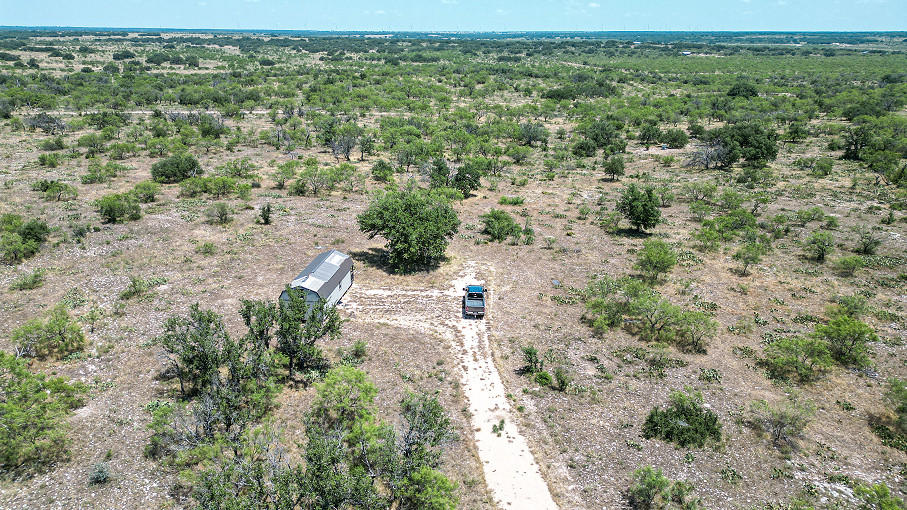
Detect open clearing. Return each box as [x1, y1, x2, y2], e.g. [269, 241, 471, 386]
[344, 262, 558, 509]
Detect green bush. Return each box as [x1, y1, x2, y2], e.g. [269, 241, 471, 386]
[480, 209, 522, 242]
[519, 345, 544, 375]
[854, 227, 883, 255]
[660, 128, 689, 149]
[553, 367, 572, 391]
[32, 180, 77, 202]
[816, 315, 877, 368]
[0, 215, 49, 264]
[0, 352, 86, 473]
[732, 242, 769, 276]
[829, 294, 868, 319]
[151, 152, 202, 183]
[370, 159, 394, 182]
[287, 178, 308, 196]
[572, 138, 597, 157]
[357, 186, 459, 272]
[96, 193, 141, 223]
[178, 176, 209, 198]
[617, 183, 660, 232]
[206, 176, 237, 198]
[603, 155, 625, 181]
[37, 153, 61, 168]
[534, 371, 553, 386]
[498, 196, 525, 206]
[11, 304, 86, 360]
[886, 378, 907, 435]
[132, 181, 161, 203]
[196, 242, 217, 255]
[634, 238, 677, 283]
[272, 160, 299, 189]
[258, 203, 272, 225]
[853, 483, 907, 510]
[1, 233, 38, 264]
[81, 160, 126, 184]
[804, 231, 834, 262]
[834, 255, 865, 276]
[642, 389, 721, 448]
[39, 136, 66, 151]
[760, 336, 833, 383]
[205, 202, 232, 225]
[628, 466, 701, 510]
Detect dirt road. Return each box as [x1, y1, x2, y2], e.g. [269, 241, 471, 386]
[343, 262, 558, 510]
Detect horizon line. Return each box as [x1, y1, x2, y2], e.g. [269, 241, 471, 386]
[1, 26, 905, 35]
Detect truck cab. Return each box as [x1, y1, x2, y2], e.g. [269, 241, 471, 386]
[463, 285, 487, 319]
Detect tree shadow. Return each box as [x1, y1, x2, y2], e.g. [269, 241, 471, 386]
[614, 228, 651, 239]
[728, 267, 750, 277]
[347, 248, 445, 275]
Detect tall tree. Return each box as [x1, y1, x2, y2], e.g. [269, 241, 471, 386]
[357, 184, 460, 272]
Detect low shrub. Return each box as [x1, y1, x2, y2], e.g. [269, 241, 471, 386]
[37, 153, 61, 168]
[151, 152, 202, 183]
[88, 462, 112, 484]
[32, 180, 77, 201]
[258, 203, 272, 225]
[96, 193, 141, 223]
[205, 202, 232, 225]
[371, 159, 394, 182]
[534, 371, 553, 386]
[480, 209, 521, 242]
[39, 136, 66, 151]
[9, 268, 45, 290]
[0, 352, 86, 474]
[642, 388, 721, 448]
[0, 214, 49, 264]
[628, 466, 701, 510]
[11, 304, 86, 360]
[132, 181, 161, 203]
[749, 393, 814, 449]
[498, 196, 525, 206]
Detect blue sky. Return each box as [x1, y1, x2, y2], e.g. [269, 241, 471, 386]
[2, 0, 905, 31]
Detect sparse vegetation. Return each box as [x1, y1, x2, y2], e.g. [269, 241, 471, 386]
[749, 393, 815, 450]
[0, 28, 905, 509]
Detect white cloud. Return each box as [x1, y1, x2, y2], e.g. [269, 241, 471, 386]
[588, 2, 600, 7]
[375, 9, 386, 14]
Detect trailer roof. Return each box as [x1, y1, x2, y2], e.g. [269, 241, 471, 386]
[289, 250, 353, 299]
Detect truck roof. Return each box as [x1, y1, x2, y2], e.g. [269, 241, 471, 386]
[466, 285, 484, 292]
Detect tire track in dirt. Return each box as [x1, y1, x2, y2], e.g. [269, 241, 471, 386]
[342, 262, 558, 510]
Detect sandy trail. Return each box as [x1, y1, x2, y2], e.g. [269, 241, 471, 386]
[342, 262, 558, 510]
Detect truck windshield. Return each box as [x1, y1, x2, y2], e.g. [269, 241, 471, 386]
[467, 292, 483, 299]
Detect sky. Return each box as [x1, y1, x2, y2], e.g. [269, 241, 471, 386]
[2, 0, 906, 32]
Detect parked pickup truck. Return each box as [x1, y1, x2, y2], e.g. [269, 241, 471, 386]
[463, 285, 488, 319]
